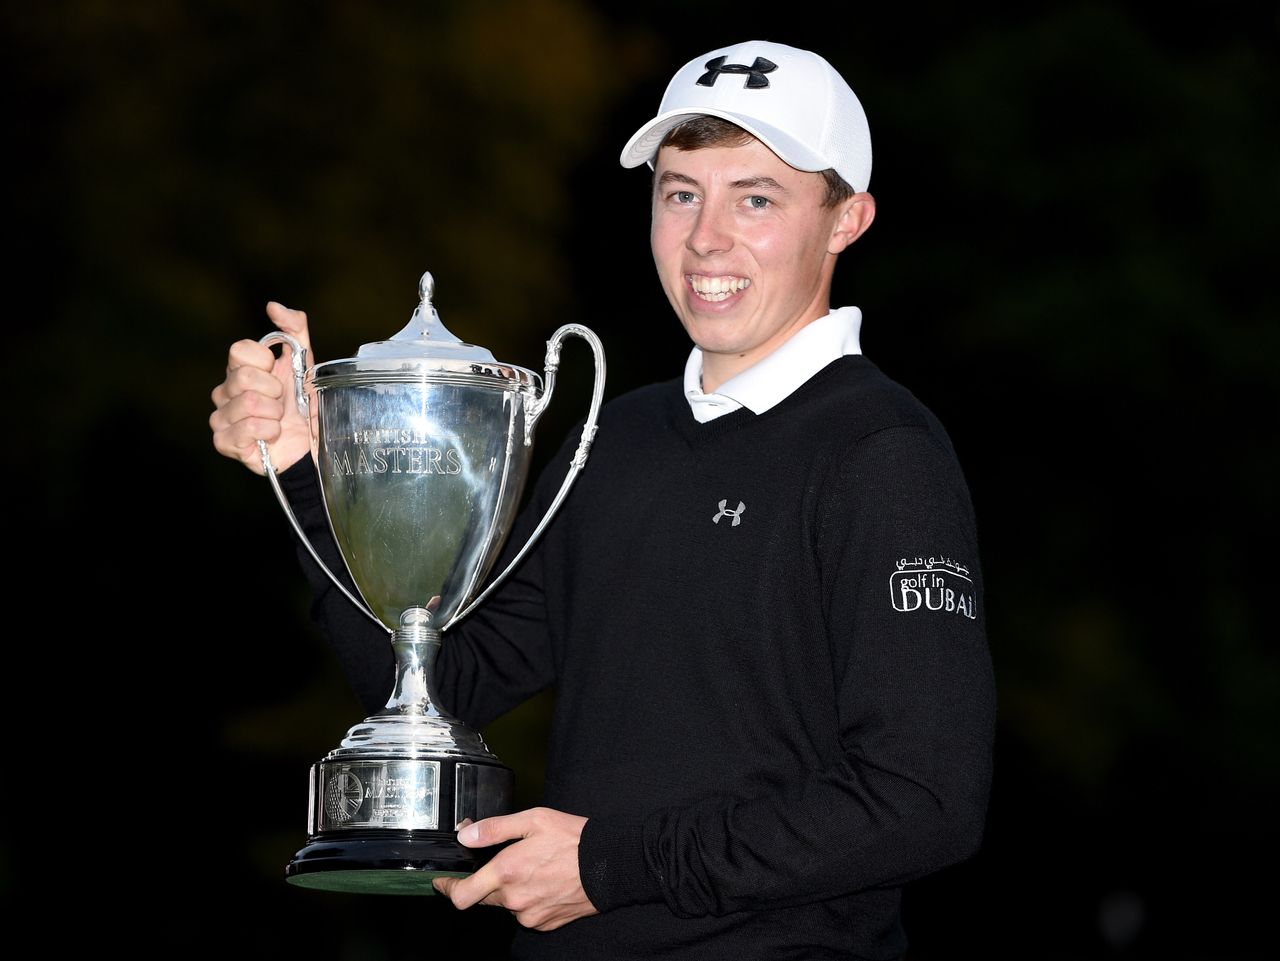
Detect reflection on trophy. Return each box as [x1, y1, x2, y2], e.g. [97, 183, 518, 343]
[257, 271, 605, 894]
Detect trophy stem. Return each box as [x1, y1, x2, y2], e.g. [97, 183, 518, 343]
[382, 607, 448, 718]
[328, 607, 497, 761]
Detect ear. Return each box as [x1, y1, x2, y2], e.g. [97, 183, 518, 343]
[827, 192, 876, 254]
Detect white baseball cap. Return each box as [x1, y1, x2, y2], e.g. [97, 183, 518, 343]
[619, 40, 872, 192]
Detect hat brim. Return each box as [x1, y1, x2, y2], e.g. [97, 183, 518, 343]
[619, 107, 830, 175]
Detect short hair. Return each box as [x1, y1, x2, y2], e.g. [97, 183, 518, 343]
[659, 116, 856, 208]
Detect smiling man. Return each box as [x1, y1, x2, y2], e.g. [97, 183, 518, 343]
[211, 39, 995, 961]
[651, 134, 873, 394]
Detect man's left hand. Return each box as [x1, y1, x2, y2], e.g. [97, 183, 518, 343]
[432, 807, 598, 931]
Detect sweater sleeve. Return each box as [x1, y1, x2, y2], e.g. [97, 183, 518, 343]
[580, 424, 996, 916]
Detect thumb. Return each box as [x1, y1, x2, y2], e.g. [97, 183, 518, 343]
[263, 301, 317, 433]
[265, 301, 313, 355]
[457, 812, 529, 849]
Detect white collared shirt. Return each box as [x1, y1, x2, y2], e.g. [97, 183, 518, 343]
[683, 306, 864, 423]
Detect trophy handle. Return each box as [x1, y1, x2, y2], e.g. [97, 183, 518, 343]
[256, 331, 390, 635]
[447, 323, 606, 629]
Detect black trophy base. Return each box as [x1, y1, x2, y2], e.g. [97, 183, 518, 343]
[286, 830, 497, 895]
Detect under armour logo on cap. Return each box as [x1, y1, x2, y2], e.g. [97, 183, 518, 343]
[696, 55, 777, 89]
[712, 500, 746, 526]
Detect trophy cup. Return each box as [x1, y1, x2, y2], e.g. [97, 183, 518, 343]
[256, 271, 605, 894]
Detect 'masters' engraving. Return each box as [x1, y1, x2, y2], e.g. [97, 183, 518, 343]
[329, 442, 463, 478]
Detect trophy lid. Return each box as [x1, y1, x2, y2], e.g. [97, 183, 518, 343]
[313, 271, 538, 388]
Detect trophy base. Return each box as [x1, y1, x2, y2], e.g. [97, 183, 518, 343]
[288, 754, 514, 895]
[286, 831, 495, 895]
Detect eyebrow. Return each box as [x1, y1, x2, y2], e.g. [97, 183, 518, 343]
[728, 175, 787, 192]
[655, 171, 789, 193]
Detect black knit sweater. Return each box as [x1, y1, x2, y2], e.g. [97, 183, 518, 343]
[280, 355, 996, 960]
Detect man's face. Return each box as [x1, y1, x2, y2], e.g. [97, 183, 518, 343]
[650, 138, 862, 391]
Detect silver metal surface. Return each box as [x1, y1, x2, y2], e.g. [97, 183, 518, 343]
[328, 613, 497, 761]
[315, 371, 535, 629]
[258, 330, 310, 414]
[313, 758, 442, 832]
[453, 323, 605, 624]
[258, 274, 608, 636]
[257, 270, 605, 849]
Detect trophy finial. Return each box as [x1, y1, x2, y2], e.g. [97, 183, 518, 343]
[356, 268, 494, 361]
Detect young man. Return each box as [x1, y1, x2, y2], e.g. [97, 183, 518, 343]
[211, 40, 995, 960]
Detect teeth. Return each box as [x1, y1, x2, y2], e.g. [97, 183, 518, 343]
[688, 275, 751, 301]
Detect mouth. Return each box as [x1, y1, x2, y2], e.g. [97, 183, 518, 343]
[687, 274, 751, 303]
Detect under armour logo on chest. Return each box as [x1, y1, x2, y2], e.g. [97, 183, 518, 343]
[696, 56, 778, 90]
[712, 500, 746, 526]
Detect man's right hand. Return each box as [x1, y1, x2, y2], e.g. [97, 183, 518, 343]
[210, 302, 317, 476]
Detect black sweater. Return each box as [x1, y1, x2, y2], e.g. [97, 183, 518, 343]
[280, 355, 996, 960]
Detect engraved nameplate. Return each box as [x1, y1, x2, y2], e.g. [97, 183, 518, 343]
[316, 759, 440, 831]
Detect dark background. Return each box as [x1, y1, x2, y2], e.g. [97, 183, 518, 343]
[6, 2, 1276, 958]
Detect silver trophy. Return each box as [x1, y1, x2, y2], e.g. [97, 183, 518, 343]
[257, 271, 605, 894]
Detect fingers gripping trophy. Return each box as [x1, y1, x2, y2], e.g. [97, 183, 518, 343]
[256, 271, 605, 894]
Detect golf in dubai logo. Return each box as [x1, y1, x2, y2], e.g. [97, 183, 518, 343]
[890, 556, 977, 620]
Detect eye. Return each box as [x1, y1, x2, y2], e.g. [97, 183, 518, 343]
[746, 195, 771, 210]
[673, 190, 697, 204]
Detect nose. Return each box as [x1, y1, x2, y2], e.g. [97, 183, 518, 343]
[687, 203, 732, 257]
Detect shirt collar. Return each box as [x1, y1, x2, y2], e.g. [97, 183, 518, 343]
[683, 306, 863, 423]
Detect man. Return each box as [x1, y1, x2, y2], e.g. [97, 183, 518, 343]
[211, 40, 995, 959]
